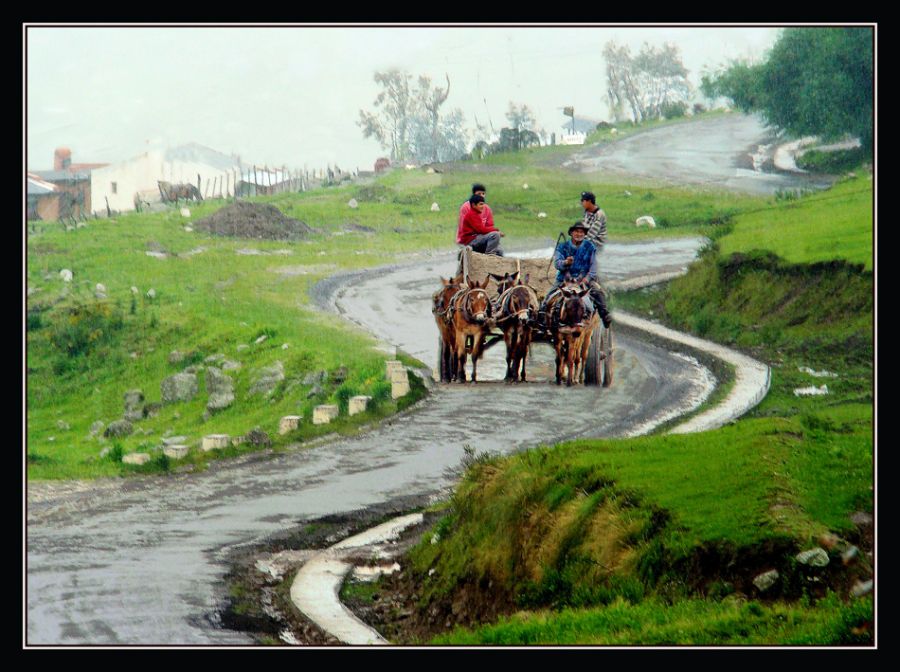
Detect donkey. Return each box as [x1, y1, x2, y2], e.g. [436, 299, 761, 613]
[432, 274, 463, 383]
[448, 276, 493, 383]
[490, 271, 539, 383]
[547, 281, 597, 386]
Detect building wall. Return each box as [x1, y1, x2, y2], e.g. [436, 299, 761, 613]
[29, 194, 60, 221]
[91, 152, 239, 214]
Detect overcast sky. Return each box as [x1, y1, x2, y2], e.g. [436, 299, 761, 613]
[26, 25, 782, 172]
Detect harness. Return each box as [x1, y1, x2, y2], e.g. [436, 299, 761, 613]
[450, 287, 492, 324]
[494, 285, 539, 324]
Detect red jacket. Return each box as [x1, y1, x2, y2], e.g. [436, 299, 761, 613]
[457, 201, 496, 244]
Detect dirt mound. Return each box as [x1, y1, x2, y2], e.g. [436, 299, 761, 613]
[194, 202, 313, 241]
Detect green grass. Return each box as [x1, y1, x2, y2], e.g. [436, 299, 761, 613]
[433, 593, 872, 645]
[717, 175, 873, 270]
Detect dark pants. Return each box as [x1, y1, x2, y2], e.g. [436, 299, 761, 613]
[469, 232, 503, 256]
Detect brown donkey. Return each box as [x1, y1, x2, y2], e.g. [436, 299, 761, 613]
[548, 282, 597, 386]
[432, 275, 463, 383]
[449, 276, 493, 383]
[491, 272, 539, 383]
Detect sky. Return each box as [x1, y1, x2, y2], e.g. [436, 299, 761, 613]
[25, 25, 782, 173]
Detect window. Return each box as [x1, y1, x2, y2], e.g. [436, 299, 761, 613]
[111, 182, 117, 194]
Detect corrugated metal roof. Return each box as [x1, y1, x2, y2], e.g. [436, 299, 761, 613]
[32, 169, 90, 182]
[164, 143, 240, 171]
[28, 174, 58, 195]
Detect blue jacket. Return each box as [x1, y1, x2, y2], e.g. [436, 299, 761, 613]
[554, 239, 597, 283]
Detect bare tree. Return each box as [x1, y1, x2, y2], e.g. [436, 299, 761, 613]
[604, 41, 691, 123]
[419, 74, 451, 164]
[358, 69, 417, 162]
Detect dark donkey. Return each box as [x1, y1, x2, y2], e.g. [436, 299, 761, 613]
[547, 280, 598, 386]
[448, 276, 493, 383]
[432, 274, 463, 383]
[490, 271, 539, 383]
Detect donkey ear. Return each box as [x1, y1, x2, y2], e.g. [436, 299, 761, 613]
[522, 273, 530, 285]
[467, 278, 476, 289]
[488, 273, 504, 281]
[510, 271, 519, 281]
[482, 275, 491, 289]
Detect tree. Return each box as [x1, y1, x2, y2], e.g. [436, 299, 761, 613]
[360, 70, 469, 164]
[505, 102, 537, 134]
[701, 28, 873, 150]
[604, 41, 692, 123]
[358, 70, 416, 162]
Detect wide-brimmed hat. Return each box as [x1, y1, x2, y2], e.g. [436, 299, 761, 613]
[568, 221, 589, 235]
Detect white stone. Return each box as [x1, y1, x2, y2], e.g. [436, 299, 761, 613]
[610, 128, 618, 134]
[348, 396, 371, 416]
[255, 335, 268, 344]
[635, 215, 657, 228]
[76, 222, 86, 228]
[798, 366, 838, 378]
[162, 436, 188, 446]
[146, 251, 167, 259]
[59, 269, 73, 282]
[537, 212, 547, 218]
[279, 415, 302, 435]
[313, 405, 340, 425]
[430, 202, 440, 212]
[180, 207, 191, 217]
[851, 579, 873, 598]
[237, 344, 250, 351]
[184, 226, 194, 232]
[752, 569, 779, 592]
[348, 198, 359, 209]
[122, 452, 151, 466]
[130, 286, 139, 294]
[385, 360, 405, 380]
[391, 376, 410, 400]
[793, 384, 829, 397]
[163, 445, 189, 459]
[624, 190, 632, 197]
[201, 434, 231, 451]
[426, 167, 435, 174]
[282, 343, 290, 350]
[522, 183, 529, 189]
[147, 288, 157, 299]
[796, 547, 830, 567]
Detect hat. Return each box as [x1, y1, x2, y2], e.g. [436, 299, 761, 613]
[568, 221, 589, 235]
[580, 191, 596, 204]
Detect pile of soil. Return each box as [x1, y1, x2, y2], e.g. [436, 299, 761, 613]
[193, 202, 313, 241]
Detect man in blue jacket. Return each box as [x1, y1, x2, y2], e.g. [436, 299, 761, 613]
[540, 221, 612, 328]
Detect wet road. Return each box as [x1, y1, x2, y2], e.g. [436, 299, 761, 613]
[568, 113, 835, 195]
[27, 240, 712, 645]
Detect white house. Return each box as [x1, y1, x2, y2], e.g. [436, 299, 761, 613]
[91, 143, 242, 214]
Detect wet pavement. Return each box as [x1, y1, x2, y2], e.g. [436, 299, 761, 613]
[27, 240, 712, 645]
[568, 113, 835, 195]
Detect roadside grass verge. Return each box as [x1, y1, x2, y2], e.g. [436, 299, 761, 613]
[433, 593, 872, 645]
[717, 175, 873, 270]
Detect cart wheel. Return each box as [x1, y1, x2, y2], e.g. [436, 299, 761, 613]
[600, 325, 614, 388]
[584, 322, 602, 386]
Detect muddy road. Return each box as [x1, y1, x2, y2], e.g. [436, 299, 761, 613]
[27, 237, 715, 645]
[567, 113, 835, 195]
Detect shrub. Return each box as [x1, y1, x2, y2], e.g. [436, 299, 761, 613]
[660, 101, 688, 119]
[693, 103, 707, 115]
[50, 301, 125, 358]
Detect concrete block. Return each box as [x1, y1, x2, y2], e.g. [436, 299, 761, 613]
[349, 396, 371, 416]
[385, 360, 405, 380]
[201, 434, 231, 451]
[122, 452, 151, 466]
[279, 415, 302, 435]
[313, 405, 339, 425]
[163, 445, 189, 460]
[392, 377, 410, 400]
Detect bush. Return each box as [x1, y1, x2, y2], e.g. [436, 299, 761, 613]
[660, 101, 688, 119]
[50, 301, 124, 358]
[693, 103, 707, 115]
[796, 147, 869, 174]
[335, 384, 359, 414]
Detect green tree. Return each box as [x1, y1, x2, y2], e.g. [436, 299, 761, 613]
[358, 70, 416, 162]
[702, 28, 873, 150]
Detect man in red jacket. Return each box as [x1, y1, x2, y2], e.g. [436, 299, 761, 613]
[457, 193, 504, 256]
